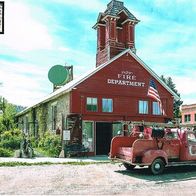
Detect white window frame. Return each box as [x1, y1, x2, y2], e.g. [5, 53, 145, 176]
[102, 98, 113, 113]
[23, 114, 29, 134]
[82, 121, 94, 152]
[184, 114, 191, 122]
[139, 100, 148, 114]
[153, 101, 161, 115]
[86, 97, 98, 112]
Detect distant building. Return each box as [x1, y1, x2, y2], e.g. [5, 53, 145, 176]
[16, 0, 179, 156]
[181, 104, 196, 125]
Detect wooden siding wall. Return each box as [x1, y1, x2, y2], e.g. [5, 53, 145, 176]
[71, 53, 174, 123]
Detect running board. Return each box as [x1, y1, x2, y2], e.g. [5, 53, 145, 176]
[167, 161, 196, 167]
[110, 157, 196, 167]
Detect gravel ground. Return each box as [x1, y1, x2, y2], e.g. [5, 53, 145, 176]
[0, 163, 196, 195]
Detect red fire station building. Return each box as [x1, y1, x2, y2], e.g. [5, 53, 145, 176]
[17, 0, 179, 155]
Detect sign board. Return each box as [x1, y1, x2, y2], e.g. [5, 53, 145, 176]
[48, 65, 69, 85]
[107, 70, 145, 87]
[63, 130, 70, 141]
[0, 1, 4, 34]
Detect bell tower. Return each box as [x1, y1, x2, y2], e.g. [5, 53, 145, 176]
[93, 0, 140, 67]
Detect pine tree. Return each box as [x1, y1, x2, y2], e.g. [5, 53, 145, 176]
[160, 75, 183, 119]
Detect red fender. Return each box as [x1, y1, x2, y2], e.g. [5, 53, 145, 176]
[142, 150, 168, 165]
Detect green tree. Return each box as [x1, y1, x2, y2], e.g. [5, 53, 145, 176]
[0, 97, 17, 132]
[160, 75, 183, 118]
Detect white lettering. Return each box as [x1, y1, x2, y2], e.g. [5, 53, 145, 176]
[117, 74, 122, 79]
[107, 70, 145, 88]
[132, 75, 136, 80]
[107, 79, 112, 84]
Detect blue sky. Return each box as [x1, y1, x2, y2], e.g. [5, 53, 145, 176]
[0, 0, 195, 106]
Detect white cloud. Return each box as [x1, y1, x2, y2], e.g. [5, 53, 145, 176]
[173, 75, 196, 95]
[136, 12, 196, 106]
[137, 20, 196, 68]
[48, 50, 95, 75]
[154, 0, 196, 7]
[0, 59, 50, 106]
[0, 0, 60, 106]
[0, 0, 53, 52]
[1, 86, 46, 107]
[0, 0, 196, 108]
[173, 74, 196, 105]
[0, 60, 47, 76]
[58, 47, 70, 52]
[51, 0, 105, 12]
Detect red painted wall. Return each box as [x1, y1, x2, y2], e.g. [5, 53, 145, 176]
[71, 53, 174, 123]
[181, 104, 196, 124]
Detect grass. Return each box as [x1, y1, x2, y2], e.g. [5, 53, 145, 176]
[0, 161, 110, 167]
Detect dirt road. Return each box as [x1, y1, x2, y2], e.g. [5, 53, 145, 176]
[0, 163, 196, 195]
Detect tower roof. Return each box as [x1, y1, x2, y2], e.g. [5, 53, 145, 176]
[94, 0, 139, 27]
[106, 0, 138, 20]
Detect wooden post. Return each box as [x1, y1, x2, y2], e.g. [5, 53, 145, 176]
[59, 113, 65, 158]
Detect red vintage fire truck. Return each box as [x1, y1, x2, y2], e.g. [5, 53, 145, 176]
[109, 122, 196, 175]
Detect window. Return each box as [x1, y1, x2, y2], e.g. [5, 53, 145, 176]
[188, 132, 196, 155]
[23, 115, 29, 134]
[153, 102, 161, 115]
[188, 132, 196, 143]
[112, 123, 123, 136]
[86, 97, 98, 112]
[102, 98, 113, 112]
[184, 114, 191, 122]
[82, 121, 94, 152]
[165, 130, 178, 139]
[52, 105, 57, 130]
[139, 100, 148, 114]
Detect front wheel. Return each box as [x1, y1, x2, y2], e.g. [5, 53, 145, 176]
[123, 163, 135, 171]
[150, 158, 165, 175]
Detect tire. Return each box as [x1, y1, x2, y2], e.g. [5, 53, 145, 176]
[123, 163, 135, 171]
[150, 158, 165, 175]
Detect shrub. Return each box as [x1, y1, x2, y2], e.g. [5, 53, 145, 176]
[0, 147, 12, 157]
[0, 137, 21, 149]
[38, 131, 62, 157]
[0, 129, 23, 150]
[30, 137, 39, 148]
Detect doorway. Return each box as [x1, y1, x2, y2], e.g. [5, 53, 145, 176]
[96, 122, 113, 155]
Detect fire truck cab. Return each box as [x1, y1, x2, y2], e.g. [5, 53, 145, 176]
[109, 123, 196, 175]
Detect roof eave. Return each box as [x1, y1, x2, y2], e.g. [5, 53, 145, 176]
[121, 18, 140, 25]
[118, 9, 140, 23]
[16, 88, 72, 117]
[101, 14, 120, 22]
[92, 23, 106, 30]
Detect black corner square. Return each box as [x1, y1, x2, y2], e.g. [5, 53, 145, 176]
[0, 1, 4, 34]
